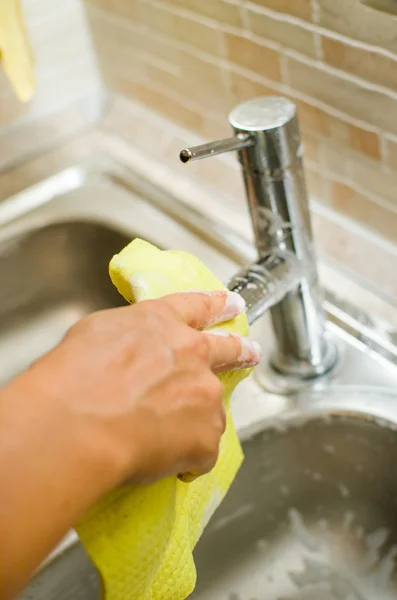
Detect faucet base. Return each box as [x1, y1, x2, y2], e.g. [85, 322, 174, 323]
[270, 337, 338, 380]
[251, 316, 339, 395]
[253, 348, 337, 396]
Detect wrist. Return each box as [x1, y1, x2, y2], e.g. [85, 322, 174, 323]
[2, 365, 133, 512]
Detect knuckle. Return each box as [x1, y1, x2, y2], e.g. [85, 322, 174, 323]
[194, 332, 211, 359]
[174, 330, 210, 363]
[200, 294, 214, 318]
[187, 293, 215, 330]
[198, 293, 221, 329]
[135, 302, 173, 333]
[229, 333, 243, 358]
[150, 298, 179, 321]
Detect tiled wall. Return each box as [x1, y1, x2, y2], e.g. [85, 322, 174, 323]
[0, 0, 102, 172]
[84, 0, 397, 247]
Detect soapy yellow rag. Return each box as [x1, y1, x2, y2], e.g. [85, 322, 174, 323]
[75, 239, 251, 600]
[0, 0, 35, 101]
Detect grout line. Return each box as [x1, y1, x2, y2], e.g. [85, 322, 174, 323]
[311, 197, 397, 258]
[279, 52, 290, 86]
[313, 32, 323, 61]
[224, 62, 381, 134]
[91, 0, 397, 100]
[379, 135, 390, 165]
[239, 1, 250, 33]
[144, 54, 181, 77]
[310, 0, 320, 24]
[146, 28, 384, 138]
[284, 47, 397, 102]
[305, 158, 397, 216]
[88, 2, 393, 136]
[147, 0, 243, 35]
[384, 132, 397, 145]
[134, 75, 224, 122]
[245, 1, 397, 62]
[240, 28, 282, 53]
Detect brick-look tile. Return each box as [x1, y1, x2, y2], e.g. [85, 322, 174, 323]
[317, 138, 350, 178]
[249, 0, 312, 21]
[385, 137, 397, 170]
[321, 37, 397, 93]
[114, 81, 205, 134]
[229, 71, 276, 103]
[305, 166, 328, 200]
[247, 9, 316, 57]
[318, 0, 397, 55]
[295, 100, 381, 159]
[201, 114, 233, 141]
[85, 0, 142, 21]
[347, 153, 397, 211]
[145, 61, 181, 92]
[287, 56, 397, 136]
[164, 0, 243, 28]
[361, 0, 397, 15]
[329, 180, 397, 243]
[308, 133, 397, 213]
[177, 51, 234, 113]
[88, 10, 180, 76]
[312, 212, 397, 300]
[173, 14, 221, 55]
[89, 11, 146, 56]
[302, 132, 320, 162]
[140, 2, 176, 37]
[224, 34, 282, 81]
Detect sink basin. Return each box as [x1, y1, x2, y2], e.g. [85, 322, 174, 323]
[193, 412, 397, 600]
[1, 166, 397, 600]
[0, 222, 129, 386]
[24, 409, 397, 600]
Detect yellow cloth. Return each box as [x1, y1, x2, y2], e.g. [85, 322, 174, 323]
[0, 0, 35, 100]
[75, 239, 251, 600]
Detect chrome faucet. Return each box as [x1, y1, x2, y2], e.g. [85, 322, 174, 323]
[180, 96, 336, 382]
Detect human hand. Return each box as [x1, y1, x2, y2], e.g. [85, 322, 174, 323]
[0, 290, 261, 597]
[29, 291, 261, 489]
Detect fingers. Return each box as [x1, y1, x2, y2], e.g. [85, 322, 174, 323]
[177, 427, 222, 484]
[203, 330, 262, 373]
[178, 455, 218, 483]
[161, 290, 246, 330]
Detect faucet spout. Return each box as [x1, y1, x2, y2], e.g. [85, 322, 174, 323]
[227, 251, 303, 326]
[180, 134, 253, 163]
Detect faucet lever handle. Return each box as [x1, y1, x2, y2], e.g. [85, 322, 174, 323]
[179, 133, 253, 164]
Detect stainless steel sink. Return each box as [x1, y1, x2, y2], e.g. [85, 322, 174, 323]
[0, 222, 129, 386]
[1, 166, 397, 600]
[193, 411, 397, 600]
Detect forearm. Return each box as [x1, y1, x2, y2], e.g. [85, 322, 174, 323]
[0, 368, 124, 600]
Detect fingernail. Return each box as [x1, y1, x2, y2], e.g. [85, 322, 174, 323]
[178, 472, 198, 483]
[205, 331, 262, 368]
[223, 292, 246, 320]
[205, 329, 230, 337]
[238, 337, 262, 367]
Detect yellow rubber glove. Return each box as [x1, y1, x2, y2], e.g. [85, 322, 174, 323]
[76, 239, 250, 600]
[0, 0, 35, 101]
